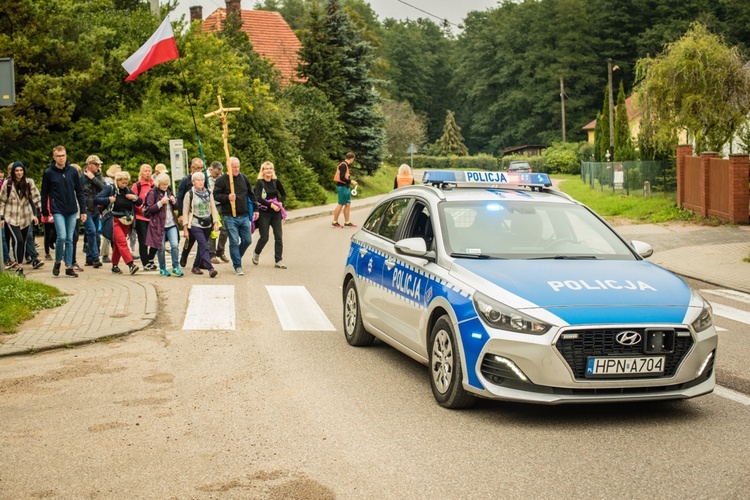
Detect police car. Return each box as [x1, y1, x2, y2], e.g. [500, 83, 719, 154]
[341, 170, 717, 407]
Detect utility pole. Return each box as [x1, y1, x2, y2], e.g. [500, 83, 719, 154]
[560, 76, 566, 143]
[607, 58, 615, 161]
[150, 0, 159, 16]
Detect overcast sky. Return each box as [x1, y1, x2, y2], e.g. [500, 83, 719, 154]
[170, 0, 500, 28]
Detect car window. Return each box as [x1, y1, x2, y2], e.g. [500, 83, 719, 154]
[440, 200, 636, 260]
[405, 202, 434, 249]
[363, 202, 388, 233]
[377, 198, 410, 241]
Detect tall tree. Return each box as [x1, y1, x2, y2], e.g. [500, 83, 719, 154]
[437, 110, 468, 156]
[614, 82, 637, 161]
[297, 0, 384, 173]
[382, 100, 427, 158]
[635, 22, 750, 153]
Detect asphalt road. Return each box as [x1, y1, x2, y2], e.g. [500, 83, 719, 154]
[1, 209, 749, 498]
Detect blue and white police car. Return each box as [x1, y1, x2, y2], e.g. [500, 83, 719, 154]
[341, 170, 717, 407]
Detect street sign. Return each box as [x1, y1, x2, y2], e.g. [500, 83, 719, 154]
[0, 58, 15, 106]
[406, 143, 418, 154]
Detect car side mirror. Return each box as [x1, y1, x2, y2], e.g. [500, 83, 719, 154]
[631, 240, 653, 259]
[395, 237, 436, 261]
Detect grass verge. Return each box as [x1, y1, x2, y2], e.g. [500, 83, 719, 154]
[0, 273, 67, 334]
[554, 174, 700, 223]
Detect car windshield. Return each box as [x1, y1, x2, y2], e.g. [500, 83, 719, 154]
[439, 200, 637, 260]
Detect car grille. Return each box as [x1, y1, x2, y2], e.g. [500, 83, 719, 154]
[555, 327, 694, 380]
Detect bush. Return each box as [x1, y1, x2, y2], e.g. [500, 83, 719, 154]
[402, 154, 499, 170]
[543, 142, 581, 174]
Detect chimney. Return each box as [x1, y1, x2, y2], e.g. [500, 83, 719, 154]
[226, 0, 241, 16]
[189, 5, 203, 22]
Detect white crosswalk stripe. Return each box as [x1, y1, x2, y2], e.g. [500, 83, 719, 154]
[701, 289, 750, 305]
[183, 285, 236, 330]
[266, 285, 336, 331]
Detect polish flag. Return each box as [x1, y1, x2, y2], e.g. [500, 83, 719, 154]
[122, 15, 179, 81]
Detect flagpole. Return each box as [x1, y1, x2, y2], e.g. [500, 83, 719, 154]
[175, 55, 208, 184]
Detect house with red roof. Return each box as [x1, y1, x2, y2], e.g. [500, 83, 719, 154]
[190, 0, 303, 86]
[582, 95, 641, 144]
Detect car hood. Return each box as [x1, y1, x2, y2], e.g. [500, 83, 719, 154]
[452, 259, 693, 325]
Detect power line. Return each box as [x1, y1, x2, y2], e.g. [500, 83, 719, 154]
[396, 0, 460, 28]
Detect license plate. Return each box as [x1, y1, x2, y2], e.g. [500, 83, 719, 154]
[585, 356, 665, 378]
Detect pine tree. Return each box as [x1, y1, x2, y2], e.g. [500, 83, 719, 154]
[297, 0, 385, 174]
[614, 82, 637, 161]
[437, 110, 469, 156]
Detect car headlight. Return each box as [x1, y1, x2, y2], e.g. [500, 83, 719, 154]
[473, 291, 551, 335]
[691, 295, 713, 333]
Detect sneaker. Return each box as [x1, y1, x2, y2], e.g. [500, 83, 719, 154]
[219, 254, 230, 263]
[235, 267, 245, 276]
[15, 267, 24, 278]
[128, 263, 139, 275]
[191, 267, 203, 275]
[159, 268, 170, 277]
[73, 263, 84, 272]
[85, 261, 94, 266]
[209, 269, 218, 278]
[332, 222, 343, 228]
[112, 265, 122, 274]
[344, 222, 357, 228]
[53, 261, 61, 276]
[144, 262, 157, 271]
[32, 259, 44, 269]
[5, 261, 14, 271]
[45, 253, 53, 261]
[25, 258, 33, 265]
[92, 261, 102, 269]
[102, 256, 111, 263]
[275, 261, 287, 269]
[252, 253, 259, 265]
[211, 256, 221, 265]
[172, 268, 184, 277]
[65, 268, 78, 278]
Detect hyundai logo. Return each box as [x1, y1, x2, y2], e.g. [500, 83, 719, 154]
[615, 331, 642, 346]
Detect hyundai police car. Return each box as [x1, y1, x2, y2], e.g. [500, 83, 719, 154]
[341, 170, 717, 407]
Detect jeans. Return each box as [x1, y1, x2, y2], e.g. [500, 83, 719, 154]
[158, 225, 180, 270]
[84, 212, 100, 263]
[223, 215, 252, 269]
[52, 213, 77, 266]
[25, 226, 38, 261]
[1, 225, 9, 263]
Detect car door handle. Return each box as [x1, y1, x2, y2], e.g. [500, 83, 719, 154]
[359, 248, 368, 257]
[385, 259, 395, 270]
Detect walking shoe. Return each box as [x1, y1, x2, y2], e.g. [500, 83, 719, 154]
[172, 268, 184, 277]
[219, 254, 230, 263]
[32, 259, 44, 269]
[85, 261, 94, 266]
[179, 252, 188, 268]
[128, 263, 139, 275]
[25, 258, 33, 265]
[92, 261, 102, 269]
[209, 269, 218, 278]
[332, 222, 343, 228]
[191, 267, 203, 275]
[211, 256, 221, 265]
[73, 263, 84, 272]
[102, 256, 111, 263]
[144, 262, 157, 271]
[274, 261, 287, 269]
[112, 265, 122, 274]
[159, 268, 170, 277]
[234, 267, 245, 276]
[15, 267, 24, 278]
[252, 253, 259, 265]
[344, 222, 357, 228]
[45, 253, 53, 260]
[5, 261, 14, 271]
[65, 268, 78, 278]
[53, 261, 61, 276]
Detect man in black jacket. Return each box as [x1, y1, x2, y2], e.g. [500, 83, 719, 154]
[212, 156, 259, 276]
[41, 145, 87, 278]
[82, 155, 107, 268]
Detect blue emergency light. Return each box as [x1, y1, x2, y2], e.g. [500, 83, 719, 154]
[422, 170, 552, 188]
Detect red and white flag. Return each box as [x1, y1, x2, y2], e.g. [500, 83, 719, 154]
[122, 15, 179, 81]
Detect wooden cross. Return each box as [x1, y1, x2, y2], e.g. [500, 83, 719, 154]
[204, 94, 241, 216]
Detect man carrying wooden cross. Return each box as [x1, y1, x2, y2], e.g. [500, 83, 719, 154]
[212, 157, 258, 276]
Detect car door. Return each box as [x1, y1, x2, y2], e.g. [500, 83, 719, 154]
[379, 201, 434, 354]
[353, 202, 390, 332]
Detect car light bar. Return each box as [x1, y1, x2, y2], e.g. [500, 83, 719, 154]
[422, 170, 552, 188]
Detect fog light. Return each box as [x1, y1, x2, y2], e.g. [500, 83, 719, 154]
[493, 356, 529, 382]
[696, 351, 714, 377]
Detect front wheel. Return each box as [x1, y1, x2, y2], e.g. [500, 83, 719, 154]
[343, 280, 376, 346]
[429, 315, 476, 409]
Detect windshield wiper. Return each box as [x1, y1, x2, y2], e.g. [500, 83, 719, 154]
[450, 252, 493, 259]
[529, 255, 599, 260]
